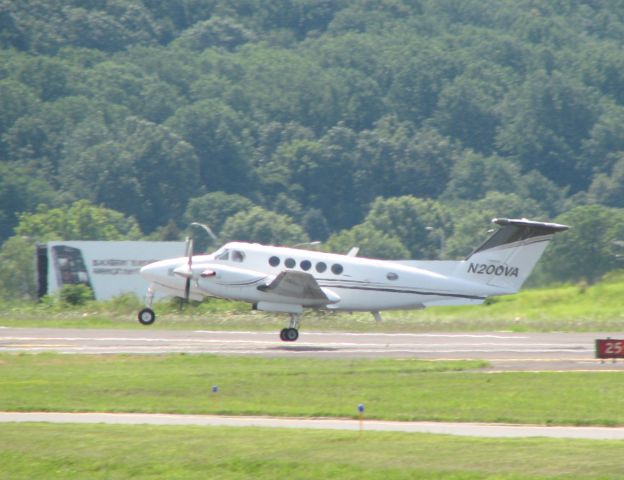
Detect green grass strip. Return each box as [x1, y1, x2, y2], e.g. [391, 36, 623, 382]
[1, 354, 624, 426]
[1, 423, 623, 479]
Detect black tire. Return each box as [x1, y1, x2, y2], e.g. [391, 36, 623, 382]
[279, 328, 288, 341]
[285, 328, 299, 342]
[138, 308, 156, 325]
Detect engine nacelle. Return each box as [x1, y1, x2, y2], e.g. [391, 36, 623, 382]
[254, 301, 303, 314]
[195, 263, 267, 299]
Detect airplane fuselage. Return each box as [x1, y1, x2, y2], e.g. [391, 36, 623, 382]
[141, 242, 503, 313]
[138, 218, 569, 341]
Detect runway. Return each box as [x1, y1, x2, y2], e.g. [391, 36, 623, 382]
[1, 411, 624, 440]
[1, 327, 623, 370]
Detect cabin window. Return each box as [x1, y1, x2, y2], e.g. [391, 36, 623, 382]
[300, 260, 311, 271]
[387, 272, 399, 281]
[316, 262, 327, 273]
[285, 258, 296, 268]
[231, 250, 245, 262]
[269, 256, 280, 267]
[331, 264, 343, 275]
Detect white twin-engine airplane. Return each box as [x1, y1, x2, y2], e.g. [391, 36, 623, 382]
[138, 218, 568, 341]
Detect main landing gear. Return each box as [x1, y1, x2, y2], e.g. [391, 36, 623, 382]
[279, 312, 301, 342]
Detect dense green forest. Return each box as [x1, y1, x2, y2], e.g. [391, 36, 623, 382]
[2, 0, 624, 298]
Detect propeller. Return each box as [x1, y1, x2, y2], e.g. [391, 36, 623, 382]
[185, 237, 194, 304]
[175, 227, 216, 308]
[177, 236, 193, 309]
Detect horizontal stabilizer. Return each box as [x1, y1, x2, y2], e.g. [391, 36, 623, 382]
[467, 218, 569, 259]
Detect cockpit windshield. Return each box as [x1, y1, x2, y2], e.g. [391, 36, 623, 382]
[215, 249, 229, 261]
[214, 248, 245, 262]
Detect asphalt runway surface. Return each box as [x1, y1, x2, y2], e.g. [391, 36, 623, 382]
[1, 326, 624, 371]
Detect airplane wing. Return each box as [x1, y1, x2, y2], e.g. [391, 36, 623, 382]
[258, 270, 339, 305]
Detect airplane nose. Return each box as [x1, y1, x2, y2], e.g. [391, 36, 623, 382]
[140, 262, 164, 283]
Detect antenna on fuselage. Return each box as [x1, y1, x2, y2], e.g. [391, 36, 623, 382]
[347, 247, 359, 257]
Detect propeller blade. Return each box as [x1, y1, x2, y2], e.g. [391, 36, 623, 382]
[184, 237, 193, 305]
[184, 277, 191, 304]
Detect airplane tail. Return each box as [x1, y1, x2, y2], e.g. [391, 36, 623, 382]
[453, 218, 569, 294]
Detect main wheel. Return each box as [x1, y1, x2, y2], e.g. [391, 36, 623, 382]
[138, 307, 156, 325]
[285, 327, 299, 342]
[279, 328, 288, 341]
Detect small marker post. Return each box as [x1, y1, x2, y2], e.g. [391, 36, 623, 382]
[211, 385, 219, 411]
[357, 404, 365, 436]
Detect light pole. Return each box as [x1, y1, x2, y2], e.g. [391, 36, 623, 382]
[189, 222, 219, 255]
[425, 226, 445, 259]
[190, 222, 218, 242]
[612, 240, 624, 261]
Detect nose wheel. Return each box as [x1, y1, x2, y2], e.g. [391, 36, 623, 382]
[138, 307, 156, 325]
[138, 286, 156, 325]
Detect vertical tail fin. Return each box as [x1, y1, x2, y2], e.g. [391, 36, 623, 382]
[455, 218, 569, 293]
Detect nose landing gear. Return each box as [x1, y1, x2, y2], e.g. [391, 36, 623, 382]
[138, 285, 156, 325]
[138, 307, 156, 325]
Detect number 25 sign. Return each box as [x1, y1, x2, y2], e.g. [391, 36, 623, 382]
[596, 339, 624, 359]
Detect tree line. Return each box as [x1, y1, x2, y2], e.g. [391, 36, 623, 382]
[2, 0, 624, 299]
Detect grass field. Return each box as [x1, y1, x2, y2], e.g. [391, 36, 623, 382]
[1, 423, 623, 479]
[1, 354, 624, 426]
[2, 350, 623, 479]
[5, 344, 624, 480]
[2, 279, 623, 479]
[2, 274, 624, 332]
